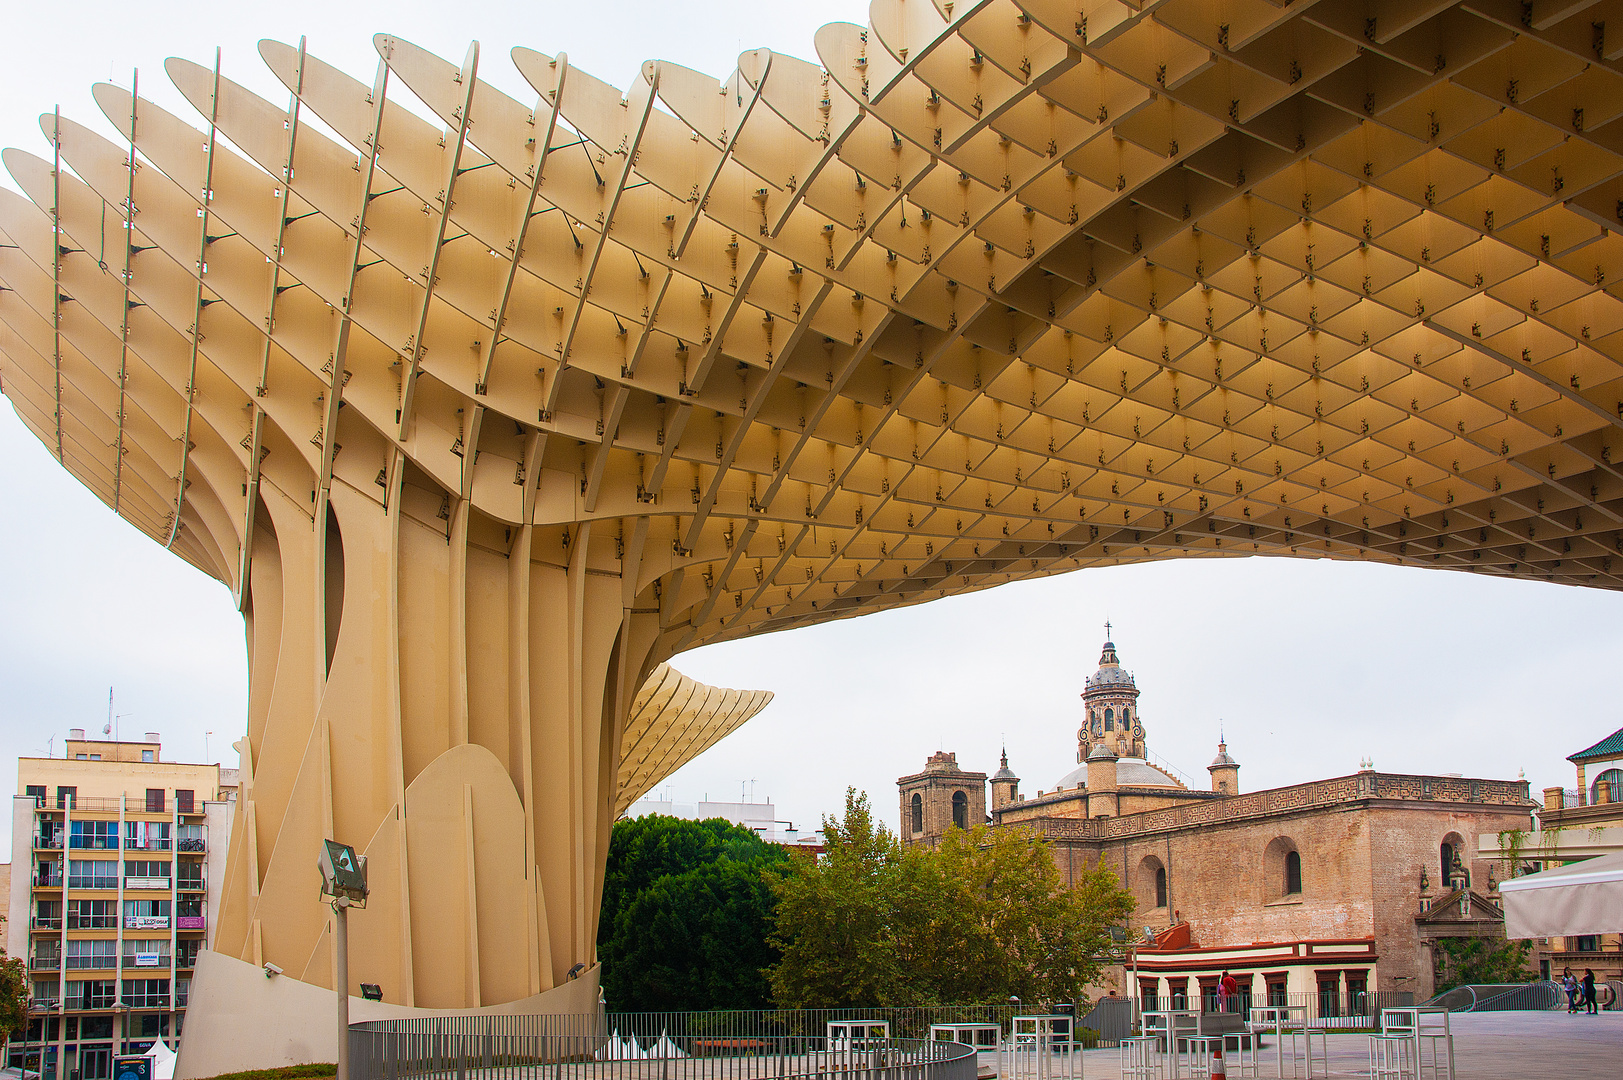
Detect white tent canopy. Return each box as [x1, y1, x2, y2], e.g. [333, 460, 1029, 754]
[143, 1038, 177, 1080]
[1499, 851, 1623, 939]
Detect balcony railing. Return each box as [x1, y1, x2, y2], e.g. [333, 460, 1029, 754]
[30, 917, 61, 931]
[34, 836, 62, 850]
[177, 876, 206, 892]
[29, 957, 59, 971]
[28, 997, 58, 1011]
[124, 916, 170, 931]
[124, 839, 173, 852]
[177, 837, 206, 852]
[124, 876, 171, 890]
[33, 874, 61, 889]
[175, 915, 206, 931]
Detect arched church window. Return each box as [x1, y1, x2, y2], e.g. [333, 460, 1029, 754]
[1285, 851, 1302, 895]
[910, 793, 923, 834]
[1155, 866, 1167, 908]
[1593, 769, 1623, 804]
[1105, 708, 1115, 731]
[951, 791, 968, 830]
[1440, 842, 1454, 883]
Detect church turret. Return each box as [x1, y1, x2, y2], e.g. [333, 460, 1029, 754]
[990, 747, 1020, 810]
[1079, 624, 1145, 762]
[1209, 737, 1240, 795]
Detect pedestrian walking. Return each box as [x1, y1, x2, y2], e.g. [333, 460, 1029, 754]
[1584, 969, 1598, 1015]
[1563, 969, 1580, 1013]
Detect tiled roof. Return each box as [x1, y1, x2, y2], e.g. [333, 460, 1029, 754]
[1569, 727, 1623, 763]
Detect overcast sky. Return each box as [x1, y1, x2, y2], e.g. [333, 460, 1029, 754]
[2, 0, 1621, 863]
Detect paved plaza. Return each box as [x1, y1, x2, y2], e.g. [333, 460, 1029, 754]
[1076, 1012, 1623, 1079]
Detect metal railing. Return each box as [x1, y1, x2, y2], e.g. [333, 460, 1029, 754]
[1423, 983, 1561, 1012]
[351, 1014, 980, 1080]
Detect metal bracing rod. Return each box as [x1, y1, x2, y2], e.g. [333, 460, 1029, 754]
[555, 70, 659, 383]
[671, 56, 768, 260]
[317, 50, 390, 503]
[238, 37, 307, 610]
[395, 40, 479, 440]
[474, 54, 569, 395]
[165, 48, 222, 550]
[113, 72, 139, 516]
[51, 106, 62, 464]
[680, 277, 834, 547]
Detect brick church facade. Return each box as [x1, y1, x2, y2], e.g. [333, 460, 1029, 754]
[898, 635, 1536, 1004]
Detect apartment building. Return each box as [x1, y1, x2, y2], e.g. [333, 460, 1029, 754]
[6, 731, 235, 1080]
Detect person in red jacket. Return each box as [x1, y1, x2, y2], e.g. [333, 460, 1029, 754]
[1218, 971, 1239, 1013]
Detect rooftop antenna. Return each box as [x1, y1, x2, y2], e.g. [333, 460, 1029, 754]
[103, 686, 113, 738]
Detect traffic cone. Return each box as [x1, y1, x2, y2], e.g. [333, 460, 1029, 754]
[1211, 1043, 1226, 1080]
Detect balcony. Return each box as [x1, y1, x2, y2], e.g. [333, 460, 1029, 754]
[30, 917, 61, 932]
[124, 839, 172, 852]
[33, 835, 62, 850]
[175, 915, 206, 932]
[28, 997, 58, 1011]
[177, 837, 206, 852]
[33, 874, 62, 889]
[176, 876, 206, 893]
[29, 957, 59, 972]
[124, 916, 169, 931]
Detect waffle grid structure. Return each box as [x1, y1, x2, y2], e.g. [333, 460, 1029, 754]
[3, 0, 1623, 1010]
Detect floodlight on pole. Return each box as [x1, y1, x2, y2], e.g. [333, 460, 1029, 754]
[319, 839, 368, 1080]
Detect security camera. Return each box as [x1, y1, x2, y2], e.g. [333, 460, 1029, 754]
[263, 963, 284, 978]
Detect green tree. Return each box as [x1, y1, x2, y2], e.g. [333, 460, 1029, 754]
[930, 825, 1133, 1004]
[0, 952, 27, 1069]
[1432, 936, 1533, 993]
[769, 790, 1134, 1008]
[768, 789, 942, 1008]
[598, 814, 787, 1011]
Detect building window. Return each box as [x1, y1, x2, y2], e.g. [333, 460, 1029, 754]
[25, 785, 46, 806]
[124, 860, 172, 887]
[1105, 708, 1114, 731]
[121, 979, 169, 1009]
[1285, 851, 1303, 895]
[1440, 842, 1455, 883]
[176, 789, 195, 814]
[125, 821, 171, 851]
[55, 787, 76, 810]
[123, 899, 170, 931]
[1577, 935, 1600, 953]
[65, 939, 117, 970]
[67, 860, 119, 890]
[1156, 866, 1168, 908]
[67, 900, 116, 930]
[122, 940, 171, 967]
[145, 789, 164, 812]
[75, 754, 87, 761]
[141, 750, 155, 763]
[70, 821, 118, 850]
[1592, 770, 1623, 805]
[67, 980, 116, 1010]
[910, 793, 923, 833]
[951, 791, 968, 830]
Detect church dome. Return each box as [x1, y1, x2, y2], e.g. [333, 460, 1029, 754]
[1084, 639, 1137, 692]
[1055, 758, 1181, 791]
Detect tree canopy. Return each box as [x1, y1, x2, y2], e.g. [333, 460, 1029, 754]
[598, 814, 789, 1011]
[769, 790, 1133, 1008]
[1432, 936, 1533, 993]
